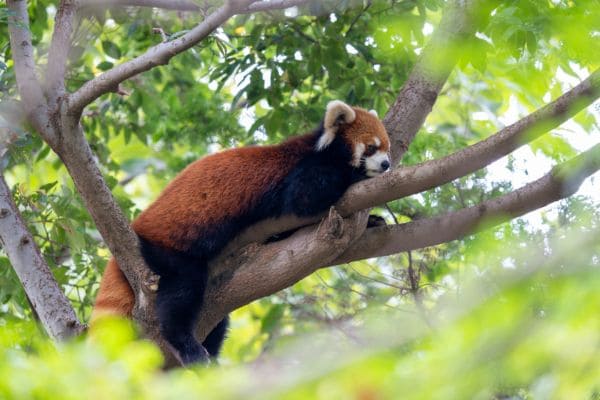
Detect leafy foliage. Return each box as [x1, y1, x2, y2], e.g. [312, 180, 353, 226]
[0, 0, 599, 395]
[1, 218, 599, 399]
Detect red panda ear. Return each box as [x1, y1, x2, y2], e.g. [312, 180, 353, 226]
[316, 100, 356, 151]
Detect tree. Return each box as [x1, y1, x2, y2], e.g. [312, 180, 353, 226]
[1, 0, 598, 368]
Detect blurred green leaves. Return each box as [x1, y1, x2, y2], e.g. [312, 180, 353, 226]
[1, 219, 599, 399]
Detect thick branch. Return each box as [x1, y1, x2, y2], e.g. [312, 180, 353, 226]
[47, 113, 177, 359]
[334, 143, 600, 263]
[337, 68, 600, 213]
[6, 0, 51, 138]
[191, 0, 595, 347]
[383, 0, 496, 162]
[197, 209, 370, 341]
[68, 0, 258, 115]
[48, 115, 158, 314]
[0, 174, 84, 340]
[78, 0, 201, 11]
[201, 144, 600, 339]
[46, 0, 78, 105]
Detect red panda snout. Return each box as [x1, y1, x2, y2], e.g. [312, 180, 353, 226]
[364, 149, 391, 177]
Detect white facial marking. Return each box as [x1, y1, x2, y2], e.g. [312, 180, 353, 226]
[365, 150, 390, 177]
[373, 137, 381, 146]
[352, 143, 365, 167]
[316, 131, 335, 151]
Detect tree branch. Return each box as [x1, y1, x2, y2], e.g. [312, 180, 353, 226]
[223, 68, 600, 253]
[200, 143, 600, 340]
[383, 0, 496, 162]
[67, 0, 262, 115]
[78, 0, 201, 12]
[6, 0, 51, 139]
[196, 209, 370, 341]
[188, 0, 600, 350]
[46, 0, 78, 106]
[241, 0, 310, 13]
[44, 112, 182, 361]
[336, 68, 600, 213]
[333, 143, 600, 263]
[0, 174, 85, 340]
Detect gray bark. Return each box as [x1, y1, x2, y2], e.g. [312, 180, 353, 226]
[0, 175, 85, 340]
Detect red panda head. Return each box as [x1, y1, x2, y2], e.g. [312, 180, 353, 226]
[316, 100, 391, 177]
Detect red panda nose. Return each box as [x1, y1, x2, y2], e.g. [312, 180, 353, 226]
[381, 160, 390, 171]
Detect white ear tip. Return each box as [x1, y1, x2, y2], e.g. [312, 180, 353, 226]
[326, 100, 356, 124]
[369, 109, 378, 117]
[326, 99, 347, 110]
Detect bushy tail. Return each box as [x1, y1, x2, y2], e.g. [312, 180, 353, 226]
[91, 258, 135, 324]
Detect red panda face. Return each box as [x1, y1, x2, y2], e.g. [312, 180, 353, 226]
[318, 100, 391, 177]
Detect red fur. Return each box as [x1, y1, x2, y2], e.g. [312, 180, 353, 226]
[92, 107, 387, 320]
[92, 134, 314, 319]
[344, 108, 390, 153]
[92, 258, 135, 318]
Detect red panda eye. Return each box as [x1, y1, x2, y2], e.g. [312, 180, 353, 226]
[364, 144, 378, 156]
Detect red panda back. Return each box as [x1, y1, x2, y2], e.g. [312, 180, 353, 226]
[132, 135, 313, 250]
[93, 134, 314, 318]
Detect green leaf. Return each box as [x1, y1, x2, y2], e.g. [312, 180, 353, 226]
[526, 31, 537, 55]
[38, 181, 57, 193]
[96, 61, 114, 71]
[261, 304, 285, 334]
[529, 133, 576, 162]
[35, 145, 51, 162]
[102, 41, 122, 59]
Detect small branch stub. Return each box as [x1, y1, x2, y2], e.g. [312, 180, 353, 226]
[321, 206, 344, 239]
[19, 235, 30, 246]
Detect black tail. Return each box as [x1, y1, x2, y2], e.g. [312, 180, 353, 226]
[202, 316, 229, 358]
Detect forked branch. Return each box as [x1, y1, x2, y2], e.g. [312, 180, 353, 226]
[337, 68, 600, 213]
[200, 145, 600, 342]
[334, 143, 600, 263]
[224, 68, 600, 252]
[68, 0, 260, 115]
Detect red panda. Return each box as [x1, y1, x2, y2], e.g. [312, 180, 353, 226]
[93, 100, 391, 364]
